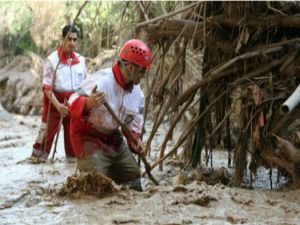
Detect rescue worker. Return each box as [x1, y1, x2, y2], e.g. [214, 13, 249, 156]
[68, 39, 152, 191]
[31, 25, 88, 160]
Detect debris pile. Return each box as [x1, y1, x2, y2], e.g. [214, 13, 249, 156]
[136, 1, 300, 187]
[58, 170, 119, 197]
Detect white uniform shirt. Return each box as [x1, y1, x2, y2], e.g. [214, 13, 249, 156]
[43, 50, 88, 92]
[69, 68, 144, 134]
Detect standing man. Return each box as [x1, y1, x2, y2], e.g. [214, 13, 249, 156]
[68, 39, 152, 191]
[31, 25, 88, 160]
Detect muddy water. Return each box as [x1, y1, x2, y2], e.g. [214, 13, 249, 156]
[0, 106, 300, 225]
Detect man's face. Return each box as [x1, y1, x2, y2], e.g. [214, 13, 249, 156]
[62, 32, 78, 54]
[128, 64, 147, 85]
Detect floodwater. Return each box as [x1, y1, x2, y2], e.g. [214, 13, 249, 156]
[1, 105, 300, 225]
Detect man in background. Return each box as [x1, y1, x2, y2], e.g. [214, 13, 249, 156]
[31, 25, 88, 160]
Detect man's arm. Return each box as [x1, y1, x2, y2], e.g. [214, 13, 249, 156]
[44, 89, 68, 117]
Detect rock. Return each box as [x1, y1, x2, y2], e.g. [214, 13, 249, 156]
[0, 54, 43, 115]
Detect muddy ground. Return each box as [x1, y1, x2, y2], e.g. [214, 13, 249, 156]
[0, 104, 300, 225]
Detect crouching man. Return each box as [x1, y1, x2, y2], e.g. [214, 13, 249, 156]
[68, 39, 152, 191]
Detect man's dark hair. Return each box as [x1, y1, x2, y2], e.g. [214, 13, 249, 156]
[62, 25, 79, 38]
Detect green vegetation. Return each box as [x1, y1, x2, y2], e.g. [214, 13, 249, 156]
[0, 1, 147, 58]
[0, 2, 33, 55]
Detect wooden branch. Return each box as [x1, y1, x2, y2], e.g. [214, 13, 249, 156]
[229, 55, 287, 87]
[140, 13, 300, 41]
[143, 47, 160, 136]
[270, 106, 300, 134]
[209, 14, 300, 29]
[143, 90, 228, 176]
[140, 19, 206, 41]
[174, 46, 288, 109]
[145, 95, 173, 156]
[158, 95, 194, 170]
[154, 45, 186, 98]
[52, 99, 67, 160]
[138, 1, 149, 21]
[279, 51, 298, 77]
[207, 107, 234, 140]
[135, 2, 200, 29]
[260, 135, 300, 181]
[266, 2, 288, 16]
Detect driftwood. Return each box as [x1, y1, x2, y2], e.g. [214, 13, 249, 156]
[158, 94, 194, 170]
[138, 14, 300, 41]
[140, 19, 206, 41]
[174, 53, 287, 110]
[260, 135, 300, 184]
[136, 1, 300, 188]
[135, 2, 200, 29]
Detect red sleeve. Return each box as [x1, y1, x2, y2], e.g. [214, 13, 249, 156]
[68, 96, 88, 158]
[69, 96, 88, 120]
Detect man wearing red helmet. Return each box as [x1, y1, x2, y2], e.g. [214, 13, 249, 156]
[68, 39, 152, 191]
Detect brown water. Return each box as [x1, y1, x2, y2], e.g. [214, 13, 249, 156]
[0, 106, 300, 225]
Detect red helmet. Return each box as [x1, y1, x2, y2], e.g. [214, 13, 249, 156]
[119, 39, 152, 68]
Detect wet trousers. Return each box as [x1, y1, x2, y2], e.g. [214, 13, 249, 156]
[77, 140, 142, 191]
[32, 92, 75, 159]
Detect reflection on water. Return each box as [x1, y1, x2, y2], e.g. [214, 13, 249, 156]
[207, 149, 290, 190]
[244, 166, 290, 190]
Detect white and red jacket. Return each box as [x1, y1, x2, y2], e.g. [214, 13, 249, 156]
[32, 47, 88, 158]
[43, 47, 87, 92]
[69, 62, 144, 158]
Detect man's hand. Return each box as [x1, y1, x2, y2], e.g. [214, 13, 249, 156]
[129, 138, 146, 155]
[126, 130, 145, 155]
[44, 89, 68, 117]
[86, 85, 106, 110]
[122, 128, 145, 155]
[57, 102, 69, 117]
